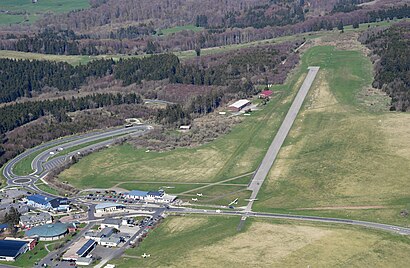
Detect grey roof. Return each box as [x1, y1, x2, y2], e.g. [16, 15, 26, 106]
[98, 227, 115, 238]
[25, 222, 68, 238]
[101, 236, 121, 244]
[102, 218, 121, 225]
[20, 212, 52, 224]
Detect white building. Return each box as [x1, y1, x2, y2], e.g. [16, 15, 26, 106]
[101, 218, 121, 229]
[94, 203, 125, 214]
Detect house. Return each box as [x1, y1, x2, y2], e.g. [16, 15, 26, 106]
[101, 218, 121, 229]
[26, 195, 70, 212]
[67, 222, 78, 233]
[259, 90, 273, 98]
[0, 239, 29, 261]
[228, 99, 251, 112]
[19, 212, 52, 228]
[94, 203, 125, 214]
[125, 190, 148, 200]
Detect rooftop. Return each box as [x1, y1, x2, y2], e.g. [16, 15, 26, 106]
[229, 99, 250, 109]
[95, 203, 122, 210]
[20, 212, 52, 223]
[76, 239, 96, 257]
[25, 222, 68, 238]
[127, 190, 148, 197]
[102, 218, 121, 225]
[0, 240, 27, 257]
[148, 191, 164, 197]
[26, 194, 51, 205]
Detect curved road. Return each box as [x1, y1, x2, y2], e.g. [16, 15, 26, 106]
[3, 125, 152, 188]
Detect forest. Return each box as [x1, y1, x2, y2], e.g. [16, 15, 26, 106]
[360, 21, 410, 111]
[0, 1, 408, 55]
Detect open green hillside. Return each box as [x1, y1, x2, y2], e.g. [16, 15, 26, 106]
[112, 216, 410, 267]
[0, 0, 90, 25]
[254, 46, 410, 226]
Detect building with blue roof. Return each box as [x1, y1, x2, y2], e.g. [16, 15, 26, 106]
[0, 239, 29, 261]
[125, 190, 148, 200]
[76, 239, 96, 258]
[26, 195, 70, 212]
[25, 222, 68, 241]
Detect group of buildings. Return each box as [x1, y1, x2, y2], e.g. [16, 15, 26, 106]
[227, 90, 273, 112]
[125, 189, 176, 203]
[0, 193, 75, 262]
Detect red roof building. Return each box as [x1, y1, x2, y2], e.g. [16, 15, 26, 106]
[260, 90, 273, 98]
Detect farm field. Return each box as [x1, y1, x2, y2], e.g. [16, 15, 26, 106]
[254, 45, 410, 226]
[112, 216, 410, 267]
[0, 0, 90, 25]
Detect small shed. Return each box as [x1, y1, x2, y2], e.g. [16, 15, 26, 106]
[228, 99, 251, 112]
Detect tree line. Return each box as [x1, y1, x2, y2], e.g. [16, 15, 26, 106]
[0, 93, 142, 134]
[0, 58, 114, 103]
[361, 21, 410, 111]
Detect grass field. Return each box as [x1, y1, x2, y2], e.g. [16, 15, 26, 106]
[254, 45, 410, 226]
[36, 182, 60, 196]
[112, 215, 410, 267]
[58, 61, 306, 195]
[0, 0, 90, 25]
[159, 25, 204, 36]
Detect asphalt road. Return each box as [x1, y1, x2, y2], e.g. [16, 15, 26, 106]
[2, 125, 151, 188]
[170, 207, 410, 235]
[246, 67, 320, 212]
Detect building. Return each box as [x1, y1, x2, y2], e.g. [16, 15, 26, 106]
[4, 237, 36, 251]
[67, 222, 78, 233]
[19, 212, 52, 229]
[228, 99, 251, 112]
[179, 125, 191, 131]
[76, 257, 93, 266]
[100, 234, 122, 247]
[0, 240, 29, 261]
[125, 190, 148, 200]
[26, 195, 70, 212]
[101, 218, 121, 229]
[259, 90, 273, 98]
[94, 203, 125, 214]
[85, 227, 116, 243]
[25, 222, 68, 241]
[76, 239, 96, 258]
[0, 224, 9, 232]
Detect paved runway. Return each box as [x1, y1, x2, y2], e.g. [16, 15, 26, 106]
[246, 66, 320, 212]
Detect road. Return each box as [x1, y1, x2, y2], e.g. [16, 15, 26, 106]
[169, 207, 410, 236]
[2, 125, 151, 190]
[246, 66, 320, 212]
